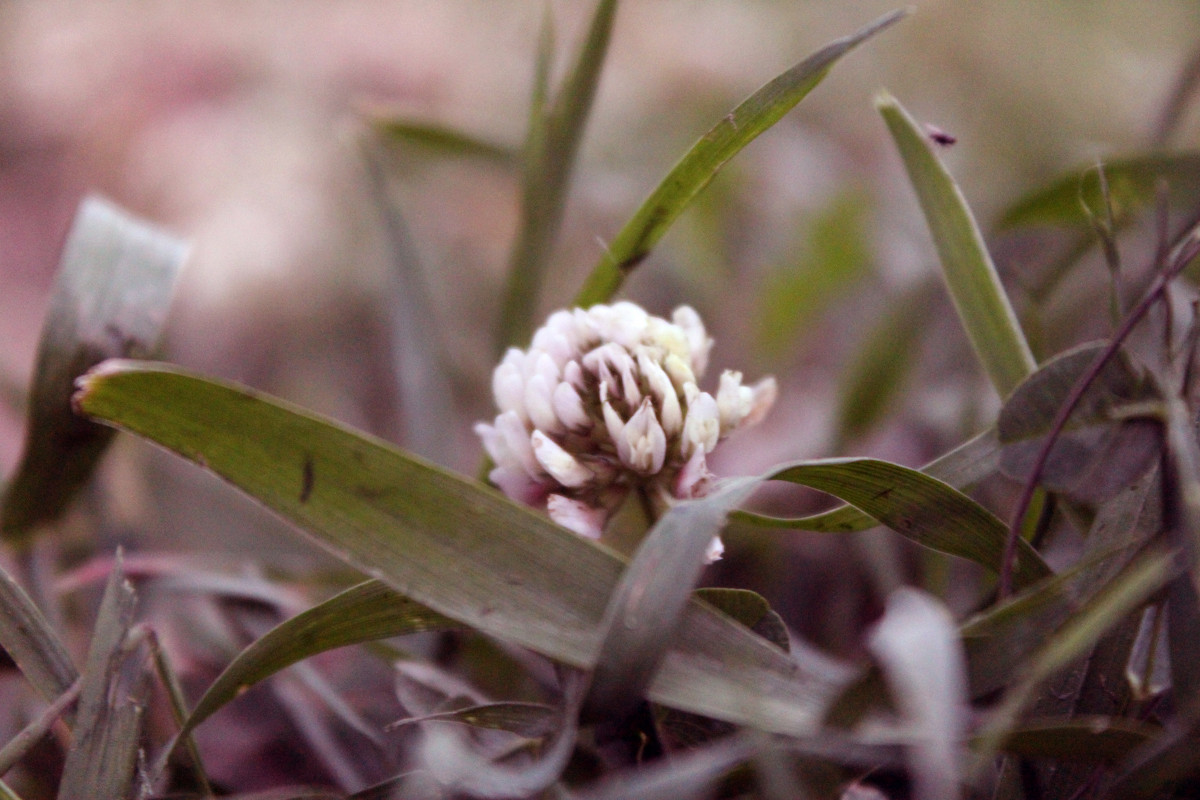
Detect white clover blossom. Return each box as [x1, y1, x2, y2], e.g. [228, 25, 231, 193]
[475, 302, 775, 560]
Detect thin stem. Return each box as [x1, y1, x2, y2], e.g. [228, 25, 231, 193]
[0, 678, 81, 776]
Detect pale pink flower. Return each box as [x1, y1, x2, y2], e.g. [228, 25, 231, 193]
[475, 302, 774, 561]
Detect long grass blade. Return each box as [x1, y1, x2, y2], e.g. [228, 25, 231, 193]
[573, 9, 908, 307]
[877, 92, 1036, 397]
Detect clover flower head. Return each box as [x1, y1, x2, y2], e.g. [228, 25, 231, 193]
[475, 302, 775, 560]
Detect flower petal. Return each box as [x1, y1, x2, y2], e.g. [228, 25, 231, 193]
[704, 536, 725, 564]
[531, 431, 593, 488]
[682, 391, 720, 457]
[547, 495, 608, 539]
[623, 399, 667, 474]
[552, 381, 590, 430]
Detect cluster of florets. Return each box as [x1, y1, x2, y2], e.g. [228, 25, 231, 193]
[475, 302, 775, 559]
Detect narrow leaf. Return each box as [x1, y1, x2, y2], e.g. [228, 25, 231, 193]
[757, 458, 1052, 589]
[573, 9, 908, 307]
[57, 553, 146, 800]
[734, 426, 1000, 533]
[393, 701, 558, 739]
[994, 717, 1159, 764]
[496, 0, 618, 349]
[586, 478, 760, 719]
[876, 92, 1035, 397]
[180, 580, 460, 741]
[76, 361, 858, 736]
[0, 561, 77, 702]
[1, 196, 188, 543]
[370, 117, 518, 164]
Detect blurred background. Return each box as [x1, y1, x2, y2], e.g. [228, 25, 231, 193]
[3, 1, 1200, 786]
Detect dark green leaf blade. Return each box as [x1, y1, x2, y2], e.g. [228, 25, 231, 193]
[756, 457, 1052, 589]
[75, 361, 858, 736]
[573, 9, 908, 307]
[1, 196, 188, 543]
[370, 117, 518, 165]
[180, 580, 460, 740]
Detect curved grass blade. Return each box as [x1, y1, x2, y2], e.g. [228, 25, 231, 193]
[750, 457, 1052, 589]
[993, 717, 1158, 766]
[733, 426, 1000, 533]
[1, 196, 187, 544]
[877, 92, 1035, 397]
[585, 477, 760, 720]
[998, 152, 1200, 231]
[573, 9, 908, 307]
[75, 361, 858, 736]
[178, 580, 460, 743]
[496, 0, 618, 350]
[392, 701, 558, 739]
[0, 561, 77, 702]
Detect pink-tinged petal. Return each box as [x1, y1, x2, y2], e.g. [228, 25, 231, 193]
[673, 305, 712, 376]
[495, 411, 539, 477]
[638, 350, 682, 434]
[547, 495, 608, 539]
[663, 353, 696, 389]
[603, 401, 630, 465]
[488, 464, 548, 506]
[552, 381, 590, 430]
[562, 359, 585, 389]
[716, 370, 751, 431]
[682, 391, 720, 458]
[743, 376, 777, 427]
[704, 536, 725, 564]
[622, 399, 667, 474]
[474, 421, 507, 463]
[492, 350, 527, 419]
[673, 449, 713, 499]
[524, 374, 561, 433]
[531, 431, 593, 488]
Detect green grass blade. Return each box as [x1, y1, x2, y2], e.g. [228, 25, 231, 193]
[75, 361, 857, 736]
[370, 117, 519, 165]
[179, 580, 459, 742]
[0, 561, 77, 702]
[573, 9, 908, 308]
[0, 196, 187, 544]
[754, 457, 1051, 589]
[734, 426, 1000, 532]
[495, 0, 619, 350]
[877, 92, 1036, 397]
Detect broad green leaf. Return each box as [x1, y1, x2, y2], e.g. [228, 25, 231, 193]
[179, 580, 460, 741]
[733, 426, 1000, 534]
[496, 0, 618, 350]
[998, 342, 1160, 502]
[0, 561, 76, 704]
[998, 152, 1200, 230]
[756, 190, 873, 360]
[573, 9, 908, 308]
[370, 117, 518, 165]
[586, 478, 760, 719]
[877, 92, 1036, 397]
[75, 361, 857, 736]
[1, 196, 187, 544]
[970, 546, 1176, 769]
[695, 587, 789, 653]
[747, 457, 1052, 589]
[58, 553, 146, 800]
